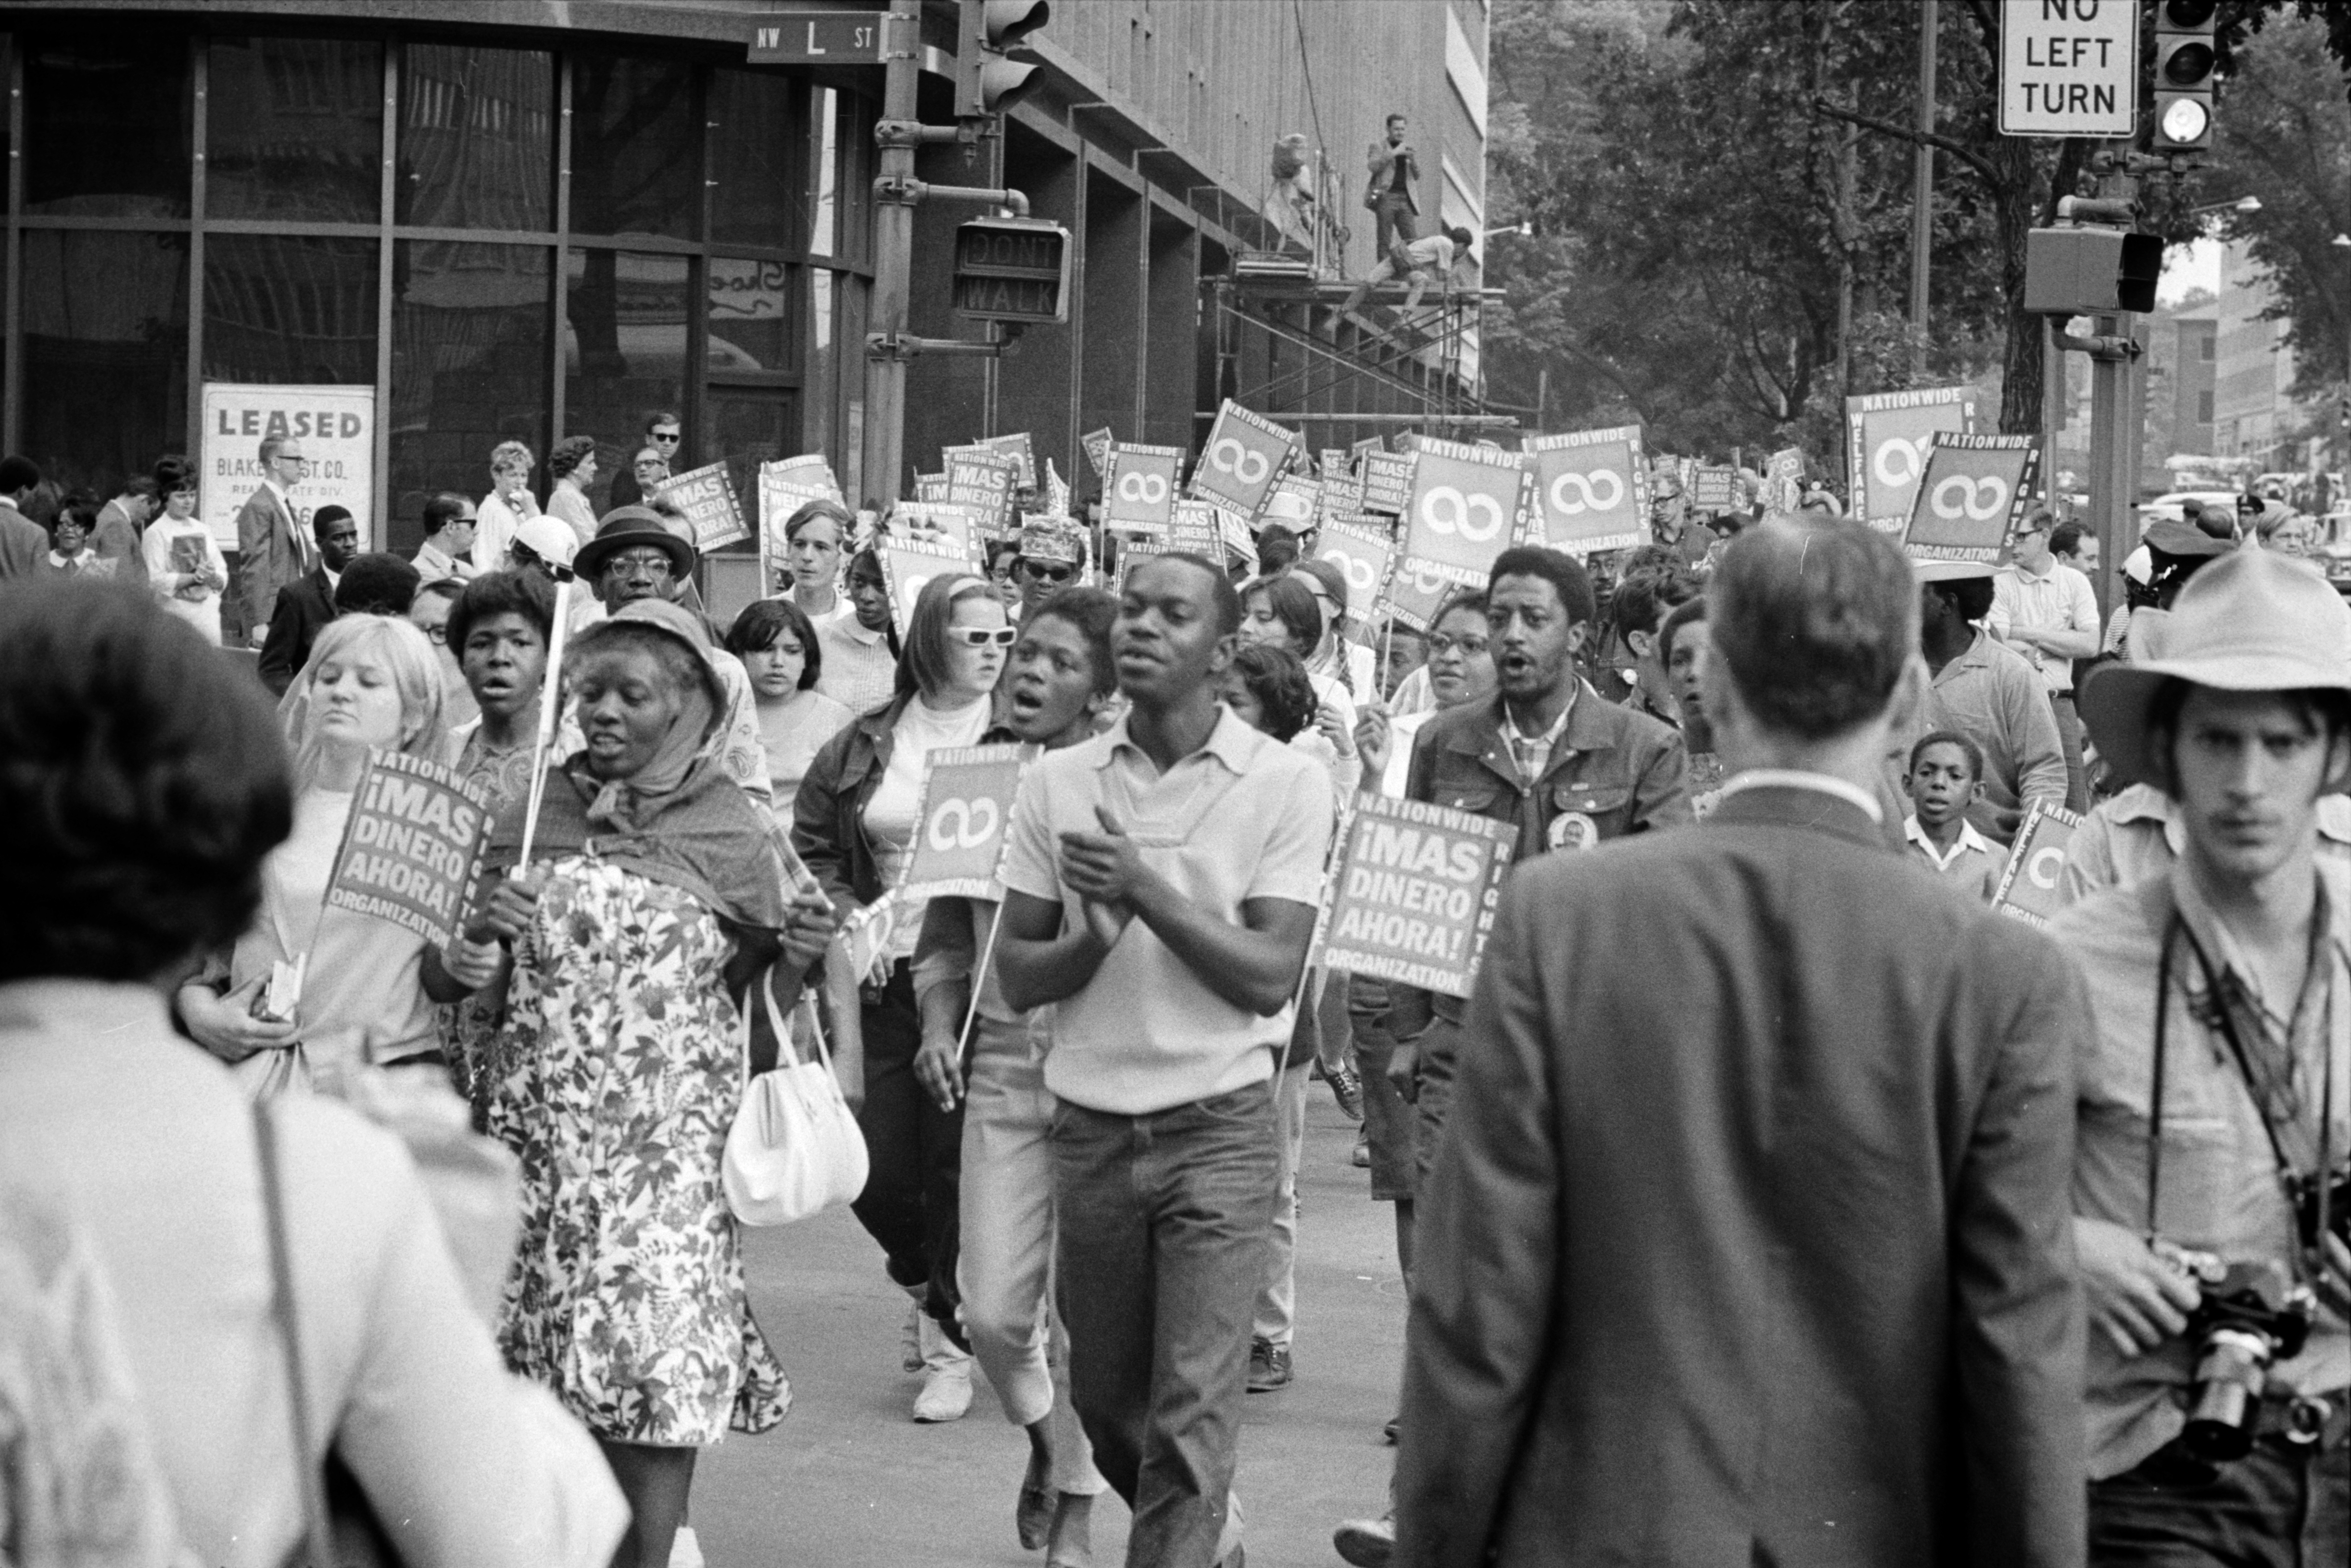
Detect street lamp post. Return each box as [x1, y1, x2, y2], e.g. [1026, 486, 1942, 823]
[2333, 232, 2351, 486]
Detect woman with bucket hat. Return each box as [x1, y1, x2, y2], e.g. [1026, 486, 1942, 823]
[2048, 548, 2351, 1564]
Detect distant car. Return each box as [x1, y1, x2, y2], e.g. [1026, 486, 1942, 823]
[2136, 489, 2243, 529]
[2313, 512, 2351, 595]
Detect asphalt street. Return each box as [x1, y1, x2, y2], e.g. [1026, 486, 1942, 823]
[695, 1091, 1405, 1568]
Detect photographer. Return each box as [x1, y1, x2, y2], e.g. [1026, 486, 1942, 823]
[2053, 548, 2351, 1564]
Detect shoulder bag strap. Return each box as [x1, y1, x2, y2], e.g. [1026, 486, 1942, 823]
[253, 1101, 339, 1568]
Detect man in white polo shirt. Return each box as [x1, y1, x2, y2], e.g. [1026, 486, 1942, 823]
[997, 552, 1333, 1568]
[1992, 514, 2103, 810]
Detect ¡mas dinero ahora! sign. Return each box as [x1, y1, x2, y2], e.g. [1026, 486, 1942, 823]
[324, 750, 495, 948]
[1313, 794, 1519, 998]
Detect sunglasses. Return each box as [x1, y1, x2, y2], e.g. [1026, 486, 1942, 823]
[1021, 559, 1075, 583]
[948, 626, 1019, 648]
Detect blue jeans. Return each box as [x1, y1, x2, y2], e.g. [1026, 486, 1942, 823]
[2090, 1427, 2349, 1567]
[1051, 1082, 1279, 1568]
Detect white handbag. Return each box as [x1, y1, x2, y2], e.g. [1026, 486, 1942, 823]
[723, 966, 869, 1226]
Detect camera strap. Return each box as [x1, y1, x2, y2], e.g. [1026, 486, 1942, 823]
[2150, 905, 2341, 1296]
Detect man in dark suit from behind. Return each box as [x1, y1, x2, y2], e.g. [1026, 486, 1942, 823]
[1393, 515, 2089, 1568]
[257, 505, 360, 695]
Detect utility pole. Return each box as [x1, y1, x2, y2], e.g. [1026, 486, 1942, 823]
[861, 0, 923, 511]
[1909, 0, 1937, 377]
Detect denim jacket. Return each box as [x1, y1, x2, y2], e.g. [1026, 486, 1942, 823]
[1392, 686, 1691, 1034]
[790, 691, 913, 914]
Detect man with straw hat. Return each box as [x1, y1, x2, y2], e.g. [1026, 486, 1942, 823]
[2051, 547, 2351, 1562]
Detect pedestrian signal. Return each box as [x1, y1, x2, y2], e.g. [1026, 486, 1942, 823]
[2022, 227, 2164, 315]
[952, 216, 1072, 325]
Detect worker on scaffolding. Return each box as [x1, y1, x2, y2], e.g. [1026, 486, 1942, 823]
[1341, 224, 1476, 323]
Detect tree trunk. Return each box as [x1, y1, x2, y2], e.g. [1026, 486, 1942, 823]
[1993, 135, 2041, 435]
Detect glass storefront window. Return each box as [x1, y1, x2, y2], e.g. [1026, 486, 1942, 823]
[834, 93, 874, 270]
[708, 257, 793, 373]
[389, 241, 551, 554]
[805, 267, 835, 460]
[397, 44, 555, 231]
[808, 88, 839, 260]
[569, 56, 699, 241]
[207, 38, 383, 223]
[24, 35, 192, 218]
[708, 386, 799, 536]
[710, 69, 799, 251]
[202, 234, 379, 386]
[567, 250, 687, 496]
[19, 230, 190, 495]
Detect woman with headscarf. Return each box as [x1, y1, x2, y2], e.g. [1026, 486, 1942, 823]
[475, 597, 836, 1568]
[175, 614, 482, 1097]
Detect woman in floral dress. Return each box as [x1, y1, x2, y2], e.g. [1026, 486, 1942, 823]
[477, 600, 836, 1568]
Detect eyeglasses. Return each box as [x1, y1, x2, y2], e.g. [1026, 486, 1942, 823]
[419, 624, 448, 645]
[651, 431, 682, 445]
[948, 626, 1019, 648]
[604, 549, 675, 579]
[1021, 559, 1075, 584]
[1425, 633, 1490, 657]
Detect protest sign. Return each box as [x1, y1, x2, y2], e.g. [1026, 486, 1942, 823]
[978, 431, 1036, 489]
[1846, 386, 1976, 535]
[1524, 426, 1648, 556]
[1166, 498, 1225, 560]
[201, 383, 374, 549]
[1313, 794, 1519, 997]
[915, 471, 950, 504]
[1359, 450, 1415, 516]
[1102, 442, 1184, 536]
[1319, 447, 1352, 480]
[1350, 435, 1385, 461]
[1904, 432, 2038, 561]
[1383, 555, 1464, 633]
[325, 750, 495, 948]
[1691, 464, 1739, 512]
[1761, 447, 1807, 512]
[1191, 400, 1298, 520]
[1320, 471, 1366, 527]
[1217, 505, 1259, 572]
[756, 458, 842, 588]
[943, 446, 1020, 532]
[1081, 426, 1115, 481]
[652, 462, 749, 551]
[875, 537, 970, 637]
[1401, 436, 1522, 589]
[902, 743, 1034, 900]
[1261, 474, 1320, 535]
[1314, 523, 1396, 646]
[1989, 801, 2080, 929]
[896, 502, 981, 564]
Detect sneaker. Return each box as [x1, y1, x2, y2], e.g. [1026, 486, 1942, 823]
[668, 1526, 706, 1568]
[1327, 1062, 1365, 1121]
[900, 1297, 924, 1374]
[1244, 1337, 1291, 1393]
[913, 1313, 973, 1422]
[1352, 1129, 1371, 1168]
[1332, 1516, 1393, 1567]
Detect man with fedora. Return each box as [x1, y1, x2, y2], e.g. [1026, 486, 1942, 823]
[1391, 514, 2087, 1568]
[573, 506, 771, 808]
[2054, 548, 2351, 1566]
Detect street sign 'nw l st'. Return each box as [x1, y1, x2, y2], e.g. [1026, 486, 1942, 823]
[746, 11, 893, 65]
[1998, 0, 2138, 139]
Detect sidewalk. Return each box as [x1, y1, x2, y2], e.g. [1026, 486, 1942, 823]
[694, 1091, 1404, 1567]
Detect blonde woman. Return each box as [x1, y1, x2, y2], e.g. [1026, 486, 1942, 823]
[474, 439, 541, 579]
[176, 615, 489, 1096]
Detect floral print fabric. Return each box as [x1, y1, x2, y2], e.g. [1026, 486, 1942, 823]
[485, 856, 789, 1444]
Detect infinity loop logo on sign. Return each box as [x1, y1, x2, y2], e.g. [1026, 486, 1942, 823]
[1546, 468, 1626, 516]
[1420, 485, 1507, 542]
[1873, 437, 1927, 489]
[1932, 475, 2011, 521]
[1115, 470, 1171, 505]
[1322, 546, 1380, 597]
[926, 796, 1000, 853]
[2028, 846, 2065, 891]
[1206, 438, 1271, 487]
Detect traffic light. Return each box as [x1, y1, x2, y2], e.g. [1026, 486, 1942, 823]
[953, 215, 1072, 324]
[956, 1, 1050, 121]
[2023, 227, 2165, 314]
[2152, 0, 2219, 152]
